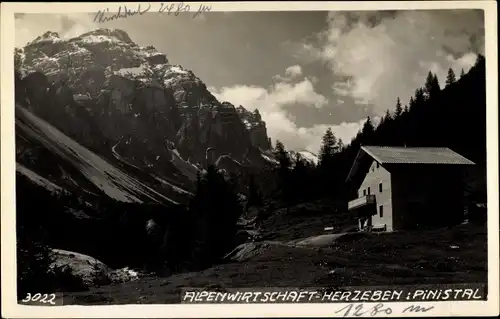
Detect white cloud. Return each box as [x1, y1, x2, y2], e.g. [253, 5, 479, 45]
[210, 66, 367, 153]
[284, 65, 302, 78]
[297, 10, 484, 114]
[273, 64, 304, 83]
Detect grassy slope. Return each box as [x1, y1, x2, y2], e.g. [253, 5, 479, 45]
[60, 201, 487, 305]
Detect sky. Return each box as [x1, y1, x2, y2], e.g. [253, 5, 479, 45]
[15, 9, 485, 153]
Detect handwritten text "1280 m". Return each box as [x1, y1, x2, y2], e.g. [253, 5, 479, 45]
[94, 2, 212, 23]
[158, 2, 212, 18]
[335, 303, 434, 317]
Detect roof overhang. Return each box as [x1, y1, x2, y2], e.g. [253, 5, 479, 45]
[345, 146, 376, 190]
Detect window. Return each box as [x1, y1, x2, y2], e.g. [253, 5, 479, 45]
[363, 189, 366, 196]
[379, 205, 384, 217]
[367, 187, 371, 195]
[379, 183, 383, 193]
[376, 162, 380, 169]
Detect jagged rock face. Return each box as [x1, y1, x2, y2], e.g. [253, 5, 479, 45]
[236, 106, 272, 150]
[15, 28, 273, 192]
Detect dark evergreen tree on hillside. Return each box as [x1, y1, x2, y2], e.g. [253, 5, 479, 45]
[408, 96, 416, 110]
[424, 71, 435, 99]
[431, 74, 441, 97]
[415, 87, 426, 105]
[446, 68, 457, 87]
[424, 72, 441, 100]
[273, 140, 292, 202]
[475, 54, 485, 66]
[460, 68, 465, 78]
[290, 152, 310, 201]
[337, 138, 345, 152]
[274, 140, 291, 171]
[395, 97, 403, 118]
[385, 109, 392, 122]
[315, 127, 345, 200]
[360, 116, 375, 145]
[319, 127, 338, 168]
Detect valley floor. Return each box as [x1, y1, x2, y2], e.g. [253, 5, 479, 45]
[60, 221, 487, 305]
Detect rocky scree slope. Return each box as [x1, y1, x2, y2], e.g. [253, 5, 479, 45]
[15, 29, 274, 205]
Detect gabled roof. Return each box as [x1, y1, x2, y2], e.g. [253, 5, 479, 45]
[361, 146, 476, 165]
[346, 146, 476, 185]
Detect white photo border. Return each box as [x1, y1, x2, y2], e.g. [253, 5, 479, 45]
[1, 1, 498, 318]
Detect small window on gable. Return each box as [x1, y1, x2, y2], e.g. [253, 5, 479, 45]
[376, 162, 380, 169]
[367, 187, 371, 195]
[379, 205, 384, 217]
[363, 189, 366, 196]
[379, 183, 383, 193]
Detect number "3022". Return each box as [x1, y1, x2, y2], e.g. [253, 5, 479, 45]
[20, 293, 57, 305]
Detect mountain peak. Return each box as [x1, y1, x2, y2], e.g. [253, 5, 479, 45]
[77, 28, 133, 43]
[27, 31, 62, 46]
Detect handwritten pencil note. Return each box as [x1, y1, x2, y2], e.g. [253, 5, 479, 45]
[94, 2, 213, 23]
[334, 303, 435, 317]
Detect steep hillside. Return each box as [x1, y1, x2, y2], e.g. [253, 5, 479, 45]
[15, 28, 274, 203]
[16, 104, 184, 204]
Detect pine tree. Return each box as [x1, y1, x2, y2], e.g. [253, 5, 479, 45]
[424, 71, 435, 99]
[446, 68, 456, 87]
[431, 73, 441, 97]
[337, 138, 344, 152]
[460, 68, 465, 79]
[274, 140, 291, 170]
[404, 104, 409, 113]
[415, 88, 425, 105]
[395, 97, 403, 117]
[291, 152, 308, 201]
[361, 116, 375, 139]
[319, 127, 337, 167]
[408, 96, 416, 110]
[273, 140, 292, 201]
[474, 54, 485, 67]
[384, 109, 392, 121]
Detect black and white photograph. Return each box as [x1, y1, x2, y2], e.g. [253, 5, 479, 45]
[1, 1, 498, 317]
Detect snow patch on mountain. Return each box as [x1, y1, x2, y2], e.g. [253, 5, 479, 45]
[169, 65, 188, 75]
[114, 64, 148, 78]
[261, 152, 279, 165]
[297, 150, 319, 165]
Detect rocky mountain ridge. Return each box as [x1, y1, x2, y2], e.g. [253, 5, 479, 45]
[15, 28, 275, 205]
[289, 150, 319, 166]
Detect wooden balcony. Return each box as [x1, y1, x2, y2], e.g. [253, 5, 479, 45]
[348, 195, 376, 211]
